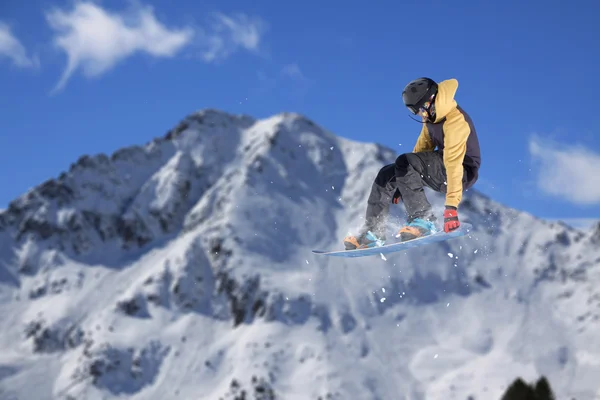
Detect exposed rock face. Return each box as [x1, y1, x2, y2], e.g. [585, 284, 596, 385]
[0, 109, 598, 400]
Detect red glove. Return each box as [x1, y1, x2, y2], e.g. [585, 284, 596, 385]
[392, 189, 402, 204]
[443, 206, 460, 233]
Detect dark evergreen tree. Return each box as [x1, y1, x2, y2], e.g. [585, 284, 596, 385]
[534, 376, 556, 400]
[501, 377, 536, 400]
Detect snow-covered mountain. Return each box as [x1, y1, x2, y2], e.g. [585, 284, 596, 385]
[0, 109, 599, 400]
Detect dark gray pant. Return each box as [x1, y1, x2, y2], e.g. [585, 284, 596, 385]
[360, 151, 450, 239]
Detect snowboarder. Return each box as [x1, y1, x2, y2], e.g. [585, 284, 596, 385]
[343, 77, 481, 250]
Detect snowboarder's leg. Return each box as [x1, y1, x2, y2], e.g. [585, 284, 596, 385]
[363, 164, 399, 238]
[394, 151, 447, 241]
[343, 164, 397, 249]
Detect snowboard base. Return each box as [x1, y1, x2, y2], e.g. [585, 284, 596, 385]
[312, 223, 472, 258]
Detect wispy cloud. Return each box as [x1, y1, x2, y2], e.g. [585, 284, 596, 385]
[529, 134, 600, 205]
[0, 23, 38, 68]
[45, 2, 194, 93]
[196, 12, 266, 63]
[44, 2, 267, 93]
[256, 63, 313, 96]
[282, 63, 313, 94]
[281, 63, 306, 81]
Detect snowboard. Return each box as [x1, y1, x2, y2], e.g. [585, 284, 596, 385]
[312, 223, 472, 258]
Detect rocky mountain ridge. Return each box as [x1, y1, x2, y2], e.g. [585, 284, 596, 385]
[0, 109, 598, 400]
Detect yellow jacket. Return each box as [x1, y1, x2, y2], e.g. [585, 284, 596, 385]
[412, 79, 475, 208]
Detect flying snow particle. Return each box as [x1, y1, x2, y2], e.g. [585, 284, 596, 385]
[380, 253, 387, 261]
[380, 298, 386, 303]
[474, 249, 478, 254]
[382, 288, 386, 293]
[447, 303, 450, 307]
[447, 253, 454, 258]
[330, 146, 334, 150]
[306, 260, 309, 264]
[332, 186, 335, 190]
[434, 354, 438, 359]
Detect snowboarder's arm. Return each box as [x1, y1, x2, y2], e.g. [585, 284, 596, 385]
[412, 124, 435, 153]
[442, 110, 471, 208]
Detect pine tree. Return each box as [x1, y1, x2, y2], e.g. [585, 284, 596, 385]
[500, 376, 558, 400]
[501, 378, 536, 400]
[534, 376, 556, 400]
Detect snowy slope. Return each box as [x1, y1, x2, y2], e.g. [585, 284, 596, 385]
[0, 109, 599, 400]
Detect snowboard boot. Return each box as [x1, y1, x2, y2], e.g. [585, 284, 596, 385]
[343, 231, 385, 250]
[395, 218, 437, 242]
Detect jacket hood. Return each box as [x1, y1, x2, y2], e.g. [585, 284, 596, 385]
[433, 78, 459, 123]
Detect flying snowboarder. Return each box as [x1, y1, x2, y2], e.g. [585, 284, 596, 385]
[343, 77, 481, 250]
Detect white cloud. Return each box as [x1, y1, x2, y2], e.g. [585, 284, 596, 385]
[45, 2, 194, 93]
[281, 63, 305, 80]
[45, 3, 267, 92]
[0, 23, 38, 68]
[196, 12, 265, 62]
[255, 63, 313, 96]
[281, 63, 313, 93]
[529, 134, 600, 205]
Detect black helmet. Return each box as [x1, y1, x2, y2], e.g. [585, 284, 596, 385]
[402, 77, 438, 115]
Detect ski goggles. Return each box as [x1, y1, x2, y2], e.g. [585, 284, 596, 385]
[406, 94, 436, 116]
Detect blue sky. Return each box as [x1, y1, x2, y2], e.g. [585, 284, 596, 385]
[1, 0, 599, 228]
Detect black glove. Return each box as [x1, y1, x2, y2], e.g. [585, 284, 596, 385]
[392, 189, 402, 204]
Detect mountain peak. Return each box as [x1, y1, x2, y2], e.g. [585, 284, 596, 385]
[589, 221, 600, 243]
[0, 110, 599, 400]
